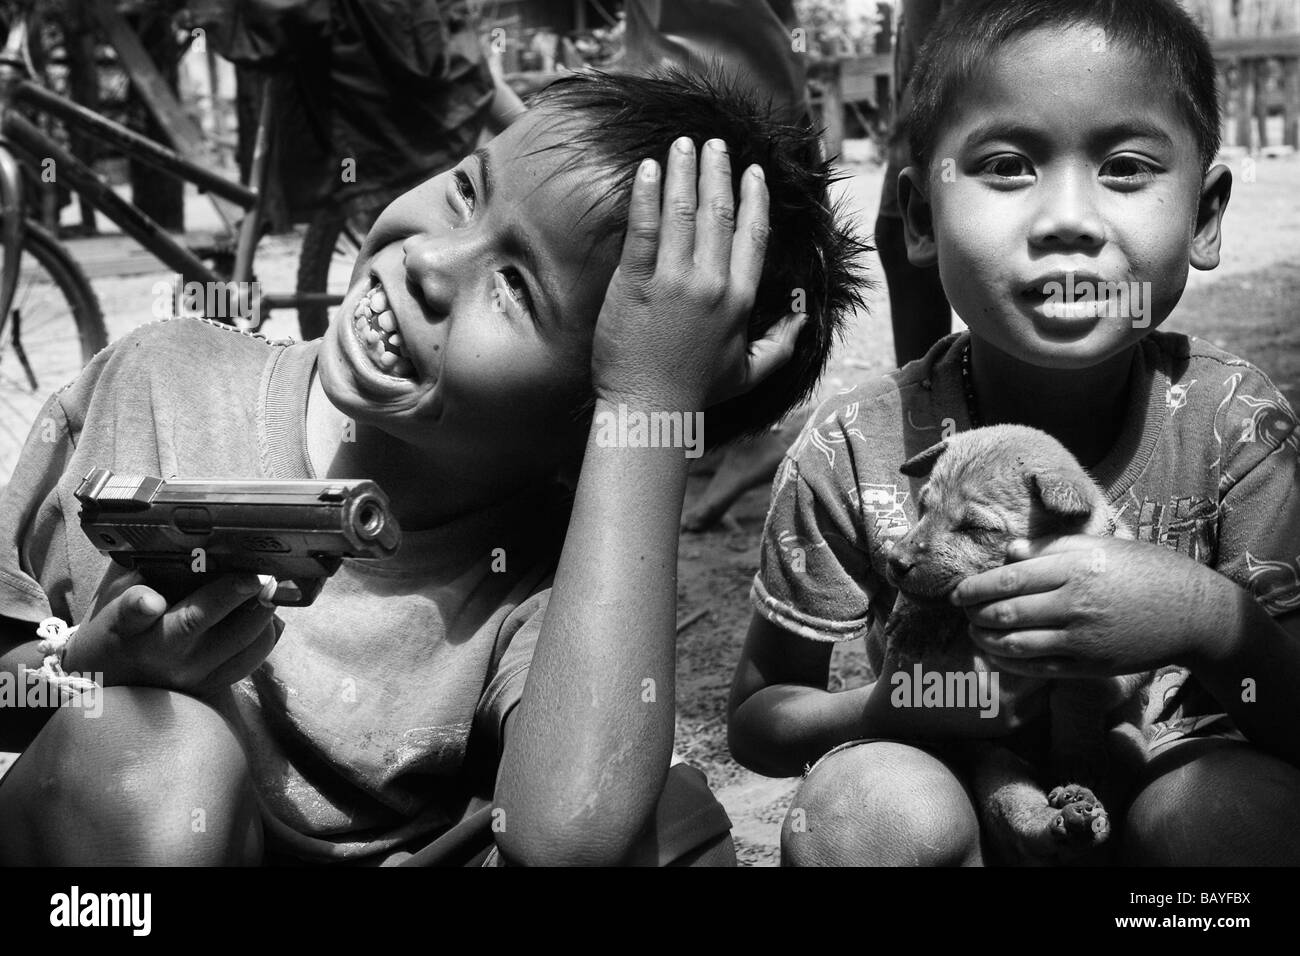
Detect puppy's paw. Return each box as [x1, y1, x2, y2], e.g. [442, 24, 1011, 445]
[1047, 784, 1110, 856]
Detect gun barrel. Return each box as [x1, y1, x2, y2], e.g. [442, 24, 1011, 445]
[74, 467, 401, 562]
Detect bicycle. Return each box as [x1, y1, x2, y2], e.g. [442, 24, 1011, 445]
[0, 4, 356, 486]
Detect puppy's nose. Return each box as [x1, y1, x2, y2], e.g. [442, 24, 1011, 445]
[888, 554, 915, 579]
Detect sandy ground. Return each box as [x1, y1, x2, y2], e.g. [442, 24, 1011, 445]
[2, 150, 1297, 862]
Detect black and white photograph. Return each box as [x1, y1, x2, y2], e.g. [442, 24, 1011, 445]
[0, 0, 1296, 931]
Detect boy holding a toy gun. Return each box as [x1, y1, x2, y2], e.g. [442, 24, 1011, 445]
[0, 69, 865, 866]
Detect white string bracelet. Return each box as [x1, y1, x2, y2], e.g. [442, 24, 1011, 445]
[25, 617, 100, 702]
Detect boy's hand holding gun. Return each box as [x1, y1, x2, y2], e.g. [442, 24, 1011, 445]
[63, 468, 399, 696]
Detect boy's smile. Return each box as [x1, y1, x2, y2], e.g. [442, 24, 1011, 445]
[902, 23, 1229, 371]
[315, 108, 621, 477]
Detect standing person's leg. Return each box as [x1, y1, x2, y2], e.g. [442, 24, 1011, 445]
[877, 211, 952, 367]
[879, 1, 955, 368]
[877, 120, 951, 367]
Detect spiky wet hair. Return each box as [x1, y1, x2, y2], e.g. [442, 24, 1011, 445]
[526, 67, 871, 447]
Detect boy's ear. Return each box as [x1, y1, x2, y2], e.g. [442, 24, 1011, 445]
[900, 439, 949, 478]
[898, 166, 938, 268]
[1026, 471, 1093, 520]
[1190, 164, 1232, 271]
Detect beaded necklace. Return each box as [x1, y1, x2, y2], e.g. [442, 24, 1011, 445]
[960, 338, 983, 428]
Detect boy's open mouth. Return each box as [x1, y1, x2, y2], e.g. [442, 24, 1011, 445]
[352, 276, 416, 379]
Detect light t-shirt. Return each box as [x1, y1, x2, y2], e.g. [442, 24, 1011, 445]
[0, 318, 564, 861]
[753, 331, 1300, 742]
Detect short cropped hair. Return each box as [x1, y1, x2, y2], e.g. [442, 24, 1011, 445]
[906, 0, 1221, 174]
[527, 67, 871, 448]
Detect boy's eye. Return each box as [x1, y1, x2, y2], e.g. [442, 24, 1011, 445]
[979, 155, 1032, 179]
[497, 267, 535, 318]
[451, 169, 476, 214]
[1100, 155, 1158, 185]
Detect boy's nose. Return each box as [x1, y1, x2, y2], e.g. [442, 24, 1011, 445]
[1028, 171, 1105, 250]
[400, 233, 462, 318]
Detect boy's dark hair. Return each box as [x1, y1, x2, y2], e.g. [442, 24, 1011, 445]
[527, 67, 871, 448]
[905, 0, 1221, 174]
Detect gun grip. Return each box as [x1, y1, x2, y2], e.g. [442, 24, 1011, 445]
[116, 557, 206, 607]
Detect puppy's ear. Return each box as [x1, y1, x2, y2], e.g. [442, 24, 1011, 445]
[900, 440, 949, 478]
[1027, 471, 1094, 520]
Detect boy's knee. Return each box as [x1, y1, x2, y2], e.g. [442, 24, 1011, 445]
[781, 741, 980, 866]
[0, 687, 261, 865]
[1122, 741, 1300, 866]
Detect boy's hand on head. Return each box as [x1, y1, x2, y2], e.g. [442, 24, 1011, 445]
[591, 136, 805, 413]
[64, 567, 281, 697]
[950, 535, 1233, 677]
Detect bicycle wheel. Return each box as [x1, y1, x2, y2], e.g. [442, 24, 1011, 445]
[0, 220, 106, 488]
[295, 207, 367, 341]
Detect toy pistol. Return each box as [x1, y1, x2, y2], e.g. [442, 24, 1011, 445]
[74, 467, 402, 606]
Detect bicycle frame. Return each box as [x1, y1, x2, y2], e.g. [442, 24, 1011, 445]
[0, 13, 339, 336]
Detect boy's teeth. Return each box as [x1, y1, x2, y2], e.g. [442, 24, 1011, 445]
[350, 278, 419, 378]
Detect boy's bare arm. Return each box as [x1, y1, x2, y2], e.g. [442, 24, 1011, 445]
[955, 535, 1300, 766]
[0, 615, 54, 751]
[0, 572, 277, 751]
[494, 139, 801, 866]
[728, 611, 1042, 777]
[727, 613, 870, 776]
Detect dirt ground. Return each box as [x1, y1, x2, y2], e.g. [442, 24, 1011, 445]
[2, 150, 1297, 861]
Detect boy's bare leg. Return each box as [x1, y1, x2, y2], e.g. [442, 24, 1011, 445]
[780, 740, 982, 866]
[1120, 738, 1300, 865]
[0, 687, 262, 865]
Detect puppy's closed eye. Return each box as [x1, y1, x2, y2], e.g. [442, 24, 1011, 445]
[956, 510, 1001, 534]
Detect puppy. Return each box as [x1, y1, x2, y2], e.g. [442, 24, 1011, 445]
[876, 424, 1150, 865]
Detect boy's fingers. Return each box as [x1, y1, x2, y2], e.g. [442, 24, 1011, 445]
[969, 624, 1067, 660]
[90, 566, 144, 616]
[693, 139, 735, 272]
[1005, 535, 1093, 562]
[111, 585, 168, 634]
[741, 312, 806, 392]
[950, 554, 1071, 605]
[730, 164, 770, 293]
[983, 649, 1075, 679]
[962, 591, 1065, 632]
[658, 136, 698, 269]
[182, 600, 279, 680]
[202, 615, 283, 691]
[162, 573, 267, 643]
[618, 158, 661, 281]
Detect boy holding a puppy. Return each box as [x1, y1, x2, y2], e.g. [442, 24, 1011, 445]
[730, 0, 1300, 864]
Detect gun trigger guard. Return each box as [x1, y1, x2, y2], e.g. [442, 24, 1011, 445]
[270, 578, 326, 607]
